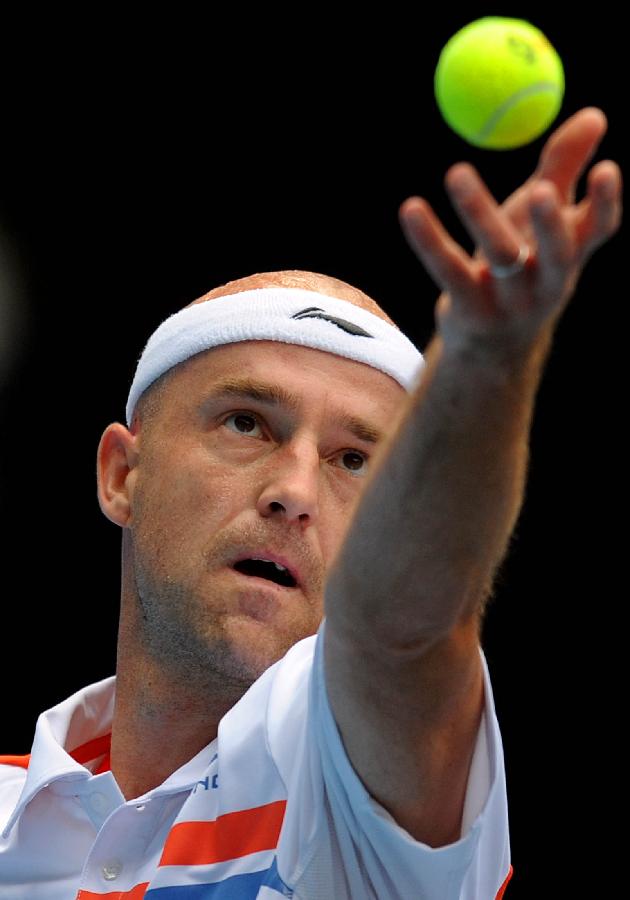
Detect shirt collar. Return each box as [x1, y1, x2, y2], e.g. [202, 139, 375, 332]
[2, 675, 217, 839]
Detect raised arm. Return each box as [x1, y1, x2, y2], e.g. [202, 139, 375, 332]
[323, 107, 622, 847]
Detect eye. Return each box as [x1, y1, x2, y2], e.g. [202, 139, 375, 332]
[223, 412, 264, 438]
[335, 450, 369, 477]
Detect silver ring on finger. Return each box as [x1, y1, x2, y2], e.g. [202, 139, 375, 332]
[489, 244, 531, 278]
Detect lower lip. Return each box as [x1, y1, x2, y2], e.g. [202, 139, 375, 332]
[228, 567, 297, 622]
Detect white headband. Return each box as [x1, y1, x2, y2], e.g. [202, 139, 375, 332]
[126, 287, 424, 426]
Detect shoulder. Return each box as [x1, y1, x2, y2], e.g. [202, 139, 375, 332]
[0, 756, 31, 784]
[0, 758, 29, 834]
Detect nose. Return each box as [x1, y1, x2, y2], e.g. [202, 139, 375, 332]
[256, 438, 320, 527]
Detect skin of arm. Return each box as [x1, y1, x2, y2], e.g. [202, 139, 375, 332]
[323, 107, 622, 847]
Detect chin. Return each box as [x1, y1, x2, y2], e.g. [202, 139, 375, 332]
[221, 613, 315, 681]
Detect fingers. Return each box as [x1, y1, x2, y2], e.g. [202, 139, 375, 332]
[524, 158, 622, 304]
[573, 159, 623, 259]
[444, 163, 525, 269]
[399, 130, 622, 314]
[398, 196, 476, 294]
[535, 107, 608, 202]
[528, 181, 574, 300]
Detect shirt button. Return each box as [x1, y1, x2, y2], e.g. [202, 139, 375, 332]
[102, 860, 123, 881]
[89, 792, 110, 815]
[135, 804, 146, 812]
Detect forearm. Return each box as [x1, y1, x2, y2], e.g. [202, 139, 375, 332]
[326, 325, 554, 651]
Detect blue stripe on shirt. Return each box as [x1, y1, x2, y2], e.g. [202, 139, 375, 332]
[145, 857, 293, 898]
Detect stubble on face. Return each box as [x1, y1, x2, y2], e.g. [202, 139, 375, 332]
[126, 477, 326, 697]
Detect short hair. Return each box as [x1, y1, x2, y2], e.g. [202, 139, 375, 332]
[190, 269, 398, 327]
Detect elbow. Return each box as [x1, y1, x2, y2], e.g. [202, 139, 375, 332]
[327, 586, 484, 664]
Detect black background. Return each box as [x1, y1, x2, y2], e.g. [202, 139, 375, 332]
[0, 9, 624, 897]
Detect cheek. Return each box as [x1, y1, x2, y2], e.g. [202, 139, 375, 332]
[321, 523, 349, 572]
[142, 450, 258, 536]
[317, 494, 360, 571]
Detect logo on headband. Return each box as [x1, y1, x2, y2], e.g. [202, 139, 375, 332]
[291, 307, 373, 338]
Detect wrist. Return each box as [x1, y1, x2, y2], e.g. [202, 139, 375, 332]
[436, 319, 556, 379]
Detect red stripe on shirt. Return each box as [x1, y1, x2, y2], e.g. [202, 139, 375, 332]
[69, 734, 112, 766]
[0, 754, 31, 769]
[93, 751, 112, 775]
[0, 735, 111, 772]
[496, 865, 514, 899]
[159, 799, 287, 866]
[76, 882, 149, 899]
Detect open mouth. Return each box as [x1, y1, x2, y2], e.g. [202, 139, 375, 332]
[232, 558, 298, 589]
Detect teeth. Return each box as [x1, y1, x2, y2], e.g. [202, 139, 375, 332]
[251, 557, 288, 572]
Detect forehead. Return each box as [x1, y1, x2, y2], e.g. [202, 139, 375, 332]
[159, 340, 406, 420]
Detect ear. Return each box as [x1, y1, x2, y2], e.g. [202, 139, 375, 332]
[97, 422, 140, 527]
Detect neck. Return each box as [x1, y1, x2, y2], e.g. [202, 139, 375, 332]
[110, 659, 229, 801]
[110, 583, 245, 800]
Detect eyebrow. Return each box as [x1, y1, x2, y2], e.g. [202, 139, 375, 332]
[201, 376, 384, 444]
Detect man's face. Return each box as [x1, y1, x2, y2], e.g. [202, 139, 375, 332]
[126, 339, 405, 688]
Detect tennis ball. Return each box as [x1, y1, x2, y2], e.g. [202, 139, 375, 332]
[434, 17, 565, 149]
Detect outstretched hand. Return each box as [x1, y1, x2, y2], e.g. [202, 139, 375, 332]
[399, 107, 622, 354]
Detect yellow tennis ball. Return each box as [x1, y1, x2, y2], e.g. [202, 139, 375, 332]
[434, 17, 565, 149]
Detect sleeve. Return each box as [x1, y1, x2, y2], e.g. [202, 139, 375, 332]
[268, 620, 512, 900]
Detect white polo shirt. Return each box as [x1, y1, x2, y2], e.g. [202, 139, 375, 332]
[0, 621, 513, 898]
